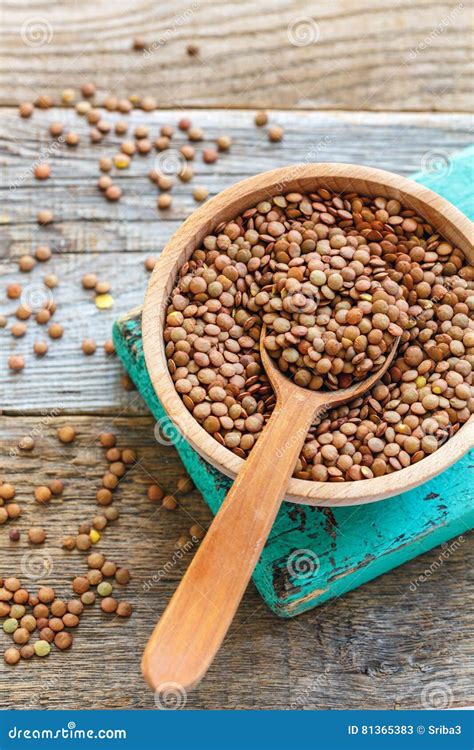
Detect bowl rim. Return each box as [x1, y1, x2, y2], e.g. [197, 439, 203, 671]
[143, 163, 474, 507]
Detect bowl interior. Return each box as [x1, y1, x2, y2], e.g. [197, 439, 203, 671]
[143, 164, 474, 506]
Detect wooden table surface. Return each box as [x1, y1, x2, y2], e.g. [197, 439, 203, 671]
[0, 0, 472, 711]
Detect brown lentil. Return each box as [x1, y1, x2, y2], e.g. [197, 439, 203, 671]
[55, 631, 73, 650]
[82, 338, 97, 355]
[58, 425, 75, 443]
[4, 647, 20, 665]
[18, 255, 35, 272]
[115, 567, 131, 585]
[34, 486, 51, 504]
[268, 125, 284, 142]
[100, 597, 117, 613]
[19, 102, 34, 118]
[162, 495, 178, 510]
[34, 340, 48, 356]
[37, 209, 54, 225]
[116, 601, 133, 617]
[28, 527, 46, 545]
[8, 355, 25, 372]
[164, 187, 474, 481]
[34, 164, 51, 180]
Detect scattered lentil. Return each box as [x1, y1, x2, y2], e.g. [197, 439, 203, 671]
[28, 527, 46, 545]
[58, 425, 76, 443]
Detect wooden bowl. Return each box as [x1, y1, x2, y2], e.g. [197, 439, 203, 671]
[143, 164, 474, 507]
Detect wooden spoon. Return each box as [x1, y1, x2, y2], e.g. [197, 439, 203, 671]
[142, 335, 400, 694]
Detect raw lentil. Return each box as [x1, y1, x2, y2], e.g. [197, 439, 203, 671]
[97, 581, 113, 597]
[100, 597, 117, 613]
[58, 425, 75, 443]
[54, 631, 73, 650]
[28, 527, 46, 545]
[4, 647, 20, 665]
[19, 102, 34, 118]
[115, 568, 130, 585]
[162, 495, 178, 510]
[164, 187, 474, 481]
[34, 640, 51, 657]
[34, 486, 51, 504]
[20, 644, 35, 659]
[34, 164, 51, 180]
[147, 484, 164, 502]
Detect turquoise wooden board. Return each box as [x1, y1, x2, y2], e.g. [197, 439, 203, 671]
[113, 150, 474, 617]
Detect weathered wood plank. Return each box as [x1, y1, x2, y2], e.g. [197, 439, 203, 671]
[1, 109, 473, 229]
[1, 110, 472, 414]
[0, 416, 472, 709]
[1, 1, 473, 112]
[0, 251, 151, 415]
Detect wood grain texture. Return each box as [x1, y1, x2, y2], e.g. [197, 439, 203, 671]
[1, 110, 473, 415]
[1, 1, 473, 111]
[0, 416, 472, 709]
[1, 109, 474, 228]
[1, 99, 473, 708]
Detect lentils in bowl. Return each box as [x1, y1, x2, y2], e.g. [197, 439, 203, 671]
[163, 186, 474, 482]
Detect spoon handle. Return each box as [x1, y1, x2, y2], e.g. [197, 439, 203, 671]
[142, 390, 319, 693]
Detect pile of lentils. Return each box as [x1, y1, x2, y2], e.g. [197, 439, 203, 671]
[0, 430, 135, 665]
[163, 188, 474, 482]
